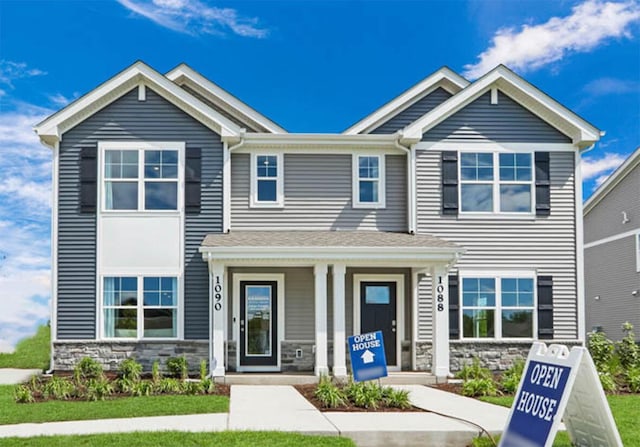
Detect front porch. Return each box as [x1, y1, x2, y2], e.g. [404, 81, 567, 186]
[200, 231, 464, 381]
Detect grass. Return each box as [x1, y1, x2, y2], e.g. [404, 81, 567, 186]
[0, 432, 356, 447]
[0, 385, 228, 425]
[0, 325, 50, 370]
[473, 394, 640, 447]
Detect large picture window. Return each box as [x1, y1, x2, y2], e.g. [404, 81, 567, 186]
[103, 147, 179, 211]
[353, 154, 385, 208]
[461, 273, 535, 339]
[103, 276, 178, 339]
[251, 154, 283, 206]
[460, 152, 533, 214]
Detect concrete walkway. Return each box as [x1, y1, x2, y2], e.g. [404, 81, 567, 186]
[0, 383, 510, 446]
[0, 369, 41, 385]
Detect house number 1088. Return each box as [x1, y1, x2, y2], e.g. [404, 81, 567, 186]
[436, 276, 445, 312]
[214, 276, 222, 311]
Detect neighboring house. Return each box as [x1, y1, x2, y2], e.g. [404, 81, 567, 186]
[584, 148, 640, 341]
[34, 61, 601, 379]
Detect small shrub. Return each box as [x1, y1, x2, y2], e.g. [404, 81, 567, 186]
[118, 358, 143, 382]
[501, 359, 525, 394]
[315, 376, 347, 408]
[131, 380, 154, 397]
[42, 376, 74, 400]
[85, 377, 113, 401]
[588, 331, 615, 373]
[74, 357, 103, 382]
[345, 380, 382, 409]
[200, 377, 216, 394]
[183, 380, 202, 395]
[462, 378, 499, 397]
[14, 385, 35, 403]
[598, 372, 617, 393]
[166, 356, 188, 380]
[116, 377, 136, 394]
[456, 358, 492, 381]
[616, 322, 640, 370]
[200, 360, 208, 381]
[157, 377, 182, 394]
[383, 388, 411, 409]
[625, 366, 640, 393]
[151, 360, 161, 383]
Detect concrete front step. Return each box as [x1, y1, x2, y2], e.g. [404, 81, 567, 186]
[217, 372, 436, 385]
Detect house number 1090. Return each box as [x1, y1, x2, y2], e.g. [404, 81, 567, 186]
[214, 276, 222, 311]
[436, 276, 445, 312]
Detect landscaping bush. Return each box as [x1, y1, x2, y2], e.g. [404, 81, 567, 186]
[151, 360, 161, 384]
[500, 359, 525, 394]
[462, 378, 499, 397]
[315, 376, 347, 408]
[85, 377, 114, 401]
[588, 330, 615, 372]
[118, 358, 143, 382]
[344, 380, 383, 409]
[14, 385, 35, 403]
[157, 377, 183, 394]
[74, 357, 103, 382]
[42, 376, 74, 400]
[456, 358, 492, 381]
[616, 322, 640, 370]
[382, 387, 411, 409]
[166, 356, 188, 379]
[626, 366, 640, 393]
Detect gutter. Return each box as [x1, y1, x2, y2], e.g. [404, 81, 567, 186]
[393, 133, 416, 234]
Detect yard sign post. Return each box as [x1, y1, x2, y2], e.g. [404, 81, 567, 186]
[499, 342, 622, 447]
[348, 330, 388, 382]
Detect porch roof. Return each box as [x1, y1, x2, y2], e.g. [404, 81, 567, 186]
[200, 231, 463, 266]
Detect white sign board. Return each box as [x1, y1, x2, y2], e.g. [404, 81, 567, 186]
[499, 342, 622, 447]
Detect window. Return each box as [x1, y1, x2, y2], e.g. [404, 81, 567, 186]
[461, 273, 535, 339]
[103, 276, 178, 339]
[460, 152, 533, 214]
[103, 146, 179, 211]
[353, 155, 385, 208]
[251, 154, 283, 206]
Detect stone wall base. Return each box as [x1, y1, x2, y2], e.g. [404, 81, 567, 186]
[53, 341, 209, 373]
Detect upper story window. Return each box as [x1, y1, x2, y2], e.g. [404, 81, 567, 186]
[353, 154, 385, 208]
[459, 152, 533, 214]
[101, 142, 182, 212]
[251, 153, 283, 207]
[461, 273, 535, 340]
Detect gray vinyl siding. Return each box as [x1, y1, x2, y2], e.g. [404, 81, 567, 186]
[231, 153, 407, 231]
[416, 274, 433, 340]
[584, 164, 640, 244]
[423, 91, 571, 143]
[370, 88, 452, 134]
[58, 88, 222, 340]
[415, 150, 578, 339]
[585, 236, 640, 341]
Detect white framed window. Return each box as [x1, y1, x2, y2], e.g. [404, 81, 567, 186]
[636, 232, 640, 273]
[459, 152, 533, 214]
[460, 271, 536, 340]
[251, 153, 283, 207]
[102, 276, 179, 339]
[353, 154, 385, 208]
[100, 142, 184, 212]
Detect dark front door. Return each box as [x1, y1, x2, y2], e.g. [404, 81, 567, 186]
[360, 281, 397, 366]
[239, 281, 278, 367]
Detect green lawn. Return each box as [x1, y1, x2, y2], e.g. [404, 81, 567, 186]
[0, 325, 50, 370]
[0, 385, 228, 425]
[0, 432, 355, 447]
[473, 394, 639, 447]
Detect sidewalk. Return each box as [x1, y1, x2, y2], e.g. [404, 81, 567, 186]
[0, 381, 510, 447]
[0, 369, 41, 385]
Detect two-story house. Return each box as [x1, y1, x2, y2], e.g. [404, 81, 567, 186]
[34, 61, 600, 380]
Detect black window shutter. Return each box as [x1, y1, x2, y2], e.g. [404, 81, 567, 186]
[449, 275, 460, 339]
[80, 147, 97, 213]
[537, 276, 554, 339]
[185, 148, 202, 214]
[441, 151, 459, 215]
[535, 152, 550, 216]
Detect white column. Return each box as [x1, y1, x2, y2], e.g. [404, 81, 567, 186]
[332, 263, 347, 377]
[314, 263, 329, 376]
[210, 262, 226, 377]
[411, 268, 420, 371]
[431, 266, 450, 379]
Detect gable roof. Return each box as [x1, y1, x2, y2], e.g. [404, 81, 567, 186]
[402, 65, 602, 148]
[166, 64, 287, 134]
[584, 147, 640, 215]
[35, 61, 244, 148]
[343, 67, 469, 135]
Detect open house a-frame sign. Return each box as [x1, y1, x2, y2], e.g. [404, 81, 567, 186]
[500, 342, 623, 447]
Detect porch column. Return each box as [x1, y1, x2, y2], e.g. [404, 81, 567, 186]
[210, 262, 226, 377]
[332, 263, 347, 377]
[431, 265, 450, 380]
[314, 263, 329, 376]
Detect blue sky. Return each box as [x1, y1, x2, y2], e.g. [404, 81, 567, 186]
[0, 0, 638, 349]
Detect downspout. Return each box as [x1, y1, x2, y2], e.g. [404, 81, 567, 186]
[222, 130, 246, 233]
[393, 134, 415, 234]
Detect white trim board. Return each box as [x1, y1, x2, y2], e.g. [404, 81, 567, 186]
[352, 274, 405, 371]
[232, 273, 285, 372]
[583, 228, 640, 249]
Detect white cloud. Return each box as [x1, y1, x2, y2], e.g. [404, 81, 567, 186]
[464, 1, 640, 79]
[117, 0, 268, 38]
[47, 93, 75, 107]
[583, 77, 640, 96]
[581, 152, 626, 180]
[0, 60, 47, 88]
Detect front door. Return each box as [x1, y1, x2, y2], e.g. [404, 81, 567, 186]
[360, 281, 397, 366]
[239, 281, 278, 367]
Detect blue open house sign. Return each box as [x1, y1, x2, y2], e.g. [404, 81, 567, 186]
[348, 331, 388, 382]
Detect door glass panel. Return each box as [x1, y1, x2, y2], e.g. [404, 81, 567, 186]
[245, 286, 272, 356]
[365, 285, 390, 304]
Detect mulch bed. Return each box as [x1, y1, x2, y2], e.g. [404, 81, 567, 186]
[432, 382, 463, 395]
[294, 384, 425, 413]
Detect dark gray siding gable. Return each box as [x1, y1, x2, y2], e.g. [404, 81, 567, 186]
[58, 88, 222, 340]
[423, 91, 571, 142]
[371, 88, 452, 134]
